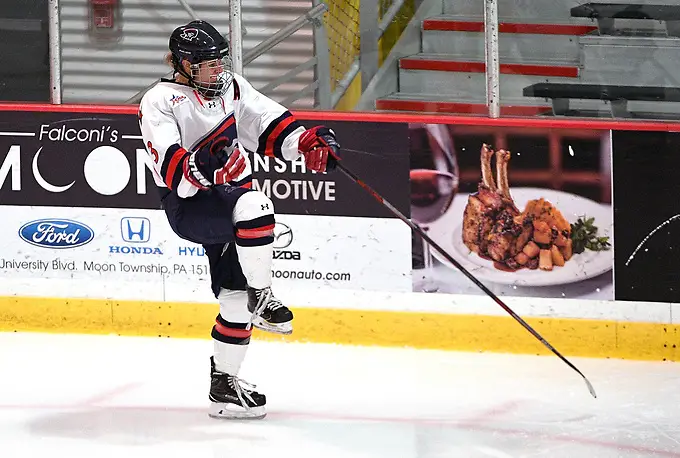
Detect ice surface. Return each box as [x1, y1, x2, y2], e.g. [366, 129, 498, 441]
[0, 332, 678, 457]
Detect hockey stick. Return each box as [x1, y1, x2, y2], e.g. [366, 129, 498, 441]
[336, 161, 597, 399]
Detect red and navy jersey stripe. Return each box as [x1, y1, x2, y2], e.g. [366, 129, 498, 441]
[160, 143, 190, 190]
[191, 113, 237, 153]
[256, 111, 302, 160]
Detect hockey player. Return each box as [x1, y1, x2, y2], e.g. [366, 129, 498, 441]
[138, 20, 339, 420]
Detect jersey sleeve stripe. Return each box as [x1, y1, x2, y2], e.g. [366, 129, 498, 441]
[264, 115, 297, 158]
[273, 121, 302, 160]
[160, 144, 182, 182]
[256, 111, 302, 159]
[161, 144, 190, 190]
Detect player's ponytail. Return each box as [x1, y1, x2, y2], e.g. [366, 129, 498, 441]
[164, 52, 174, 68]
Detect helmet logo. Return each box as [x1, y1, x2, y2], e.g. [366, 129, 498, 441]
[180, 28, 199, 40]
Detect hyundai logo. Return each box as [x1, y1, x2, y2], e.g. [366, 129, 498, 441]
[19, 219, 94, 249]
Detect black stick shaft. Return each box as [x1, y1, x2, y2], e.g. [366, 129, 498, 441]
[337, 161, 597, 398]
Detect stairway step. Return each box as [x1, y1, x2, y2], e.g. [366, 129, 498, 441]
[442, 1, 596, 21]
[421, 18, 584, 61]
[422, 16, 598, 35]
[398, 68, 577, 98]
[400, 55, 579, 77]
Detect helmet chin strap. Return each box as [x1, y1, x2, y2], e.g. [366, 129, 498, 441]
[172, 61, 211, 98]
[172, 57, 193, 83]
[172, 56, 229, 99]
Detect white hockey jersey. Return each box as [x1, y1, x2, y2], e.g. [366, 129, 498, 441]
[138, 73, 305, 198]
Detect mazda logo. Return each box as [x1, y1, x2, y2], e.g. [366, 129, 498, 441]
[273, 222, 293, 249]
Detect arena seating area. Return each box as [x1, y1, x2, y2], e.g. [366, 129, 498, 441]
[525, 3, 680, 119]
[374, 1, 680, 119]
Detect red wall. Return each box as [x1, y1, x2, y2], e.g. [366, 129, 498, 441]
[1, 102, 680, 132]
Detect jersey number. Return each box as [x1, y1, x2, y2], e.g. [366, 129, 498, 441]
[147, 141, 159, 163]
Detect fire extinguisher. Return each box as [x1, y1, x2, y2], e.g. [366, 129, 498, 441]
[88, 0, 122, 44]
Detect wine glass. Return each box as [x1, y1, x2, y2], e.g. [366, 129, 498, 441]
[409, 123, 460, 292]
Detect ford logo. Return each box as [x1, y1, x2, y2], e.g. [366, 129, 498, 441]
[19, 219, 94, 249]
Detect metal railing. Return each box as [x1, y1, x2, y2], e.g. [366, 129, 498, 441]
[328, 0, 410, 107]
[484, 0, 500, 118]
[177, 0, 200, 20]
[124, 2, 329, 107]
[48, 0, 61, 104]
[229, 0, 243, 75]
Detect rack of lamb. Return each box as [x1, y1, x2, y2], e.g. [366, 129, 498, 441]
[462, 144, 573, 272]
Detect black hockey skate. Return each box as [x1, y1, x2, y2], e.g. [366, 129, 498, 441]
[208, 357, 266, 420]
[247, 286, 293, 335]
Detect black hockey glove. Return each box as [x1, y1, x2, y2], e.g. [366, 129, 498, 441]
[186, 138, 246, 188]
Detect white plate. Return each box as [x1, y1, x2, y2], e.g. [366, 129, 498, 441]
[426, 187, 613, 287]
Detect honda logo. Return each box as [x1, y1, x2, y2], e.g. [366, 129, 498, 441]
[120, 217, 150, 243]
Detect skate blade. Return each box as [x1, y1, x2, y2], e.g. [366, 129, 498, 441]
[252, 317, 293, 335]
[208, 403, 266, 420]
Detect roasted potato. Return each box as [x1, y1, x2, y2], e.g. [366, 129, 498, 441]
[550, 244, 565, 267]
[524, 198, 571, 233]
[533, 228, 552, 245]
[532, 220, 552, 244]
[522, 241, 540, 258]
[515, 252, 530, 266]
[539, 249, 553, 271]
[554, 232, 569, 247]
[560, 238, 573, 261]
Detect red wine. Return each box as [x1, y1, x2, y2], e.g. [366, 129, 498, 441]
[410, 169, 458, 224]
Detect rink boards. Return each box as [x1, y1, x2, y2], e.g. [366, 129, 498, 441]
[0, 104, 679, 362]
[1, 292, 678, 361]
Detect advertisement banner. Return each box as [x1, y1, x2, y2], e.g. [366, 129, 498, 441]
[0, 110, 412, 297]
[0, 111, 409, 217]
[0, 206, 409, 300]
[612, 130, 680, 304]
[411, 123, 614, 301]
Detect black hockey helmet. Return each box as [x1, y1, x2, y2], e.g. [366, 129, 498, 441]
[169, 20, 233, 98]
